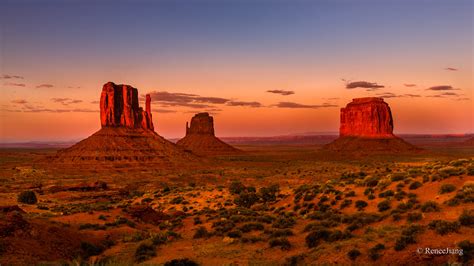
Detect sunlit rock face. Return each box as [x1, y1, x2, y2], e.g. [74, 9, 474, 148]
[100, 82, 153, 131]
[340, 97, 394, 138]
[185, 112, 215, 136]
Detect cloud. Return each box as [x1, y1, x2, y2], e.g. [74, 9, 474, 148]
[1, 74, 24, 79]
[4, 82, 26, 87]
[90, 100, 100, 104]
[266, 89, 295, 96]
[36, 84, 54, 88]
[51, 98, 83, 105]
[345, 81, 384, 90]
[427, 85, 458, 91]
[440, 92, 459, 96]
[273, 102, 338, 109]
[22, 107, 98, 113]
[404, 84, 417, 87]
[377, 93, 421, 99]
[154, 109, 177, 113]
[445, 67, 458, 71]
[11, 99, 28, 104]
[145, 91, 230, 109]
[145, 91, 262, 109]
[226, 101, 262, 107]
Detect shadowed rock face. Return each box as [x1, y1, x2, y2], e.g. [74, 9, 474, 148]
[340, 97, 393, 138]
[177, 112, 239, 156]
[100, 82, 153, 131]
[186, 112, 215, 135]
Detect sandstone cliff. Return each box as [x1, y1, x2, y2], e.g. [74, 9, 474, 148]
[177, 113, 239, 156]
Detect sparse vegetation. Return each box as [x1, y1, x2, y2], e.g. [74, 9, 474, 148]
[17, 190, 37, 204]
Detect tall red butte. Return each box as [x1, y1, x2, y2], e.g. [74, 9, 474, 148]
[51, 82, 197, 165]
[324, 97, 419, 152]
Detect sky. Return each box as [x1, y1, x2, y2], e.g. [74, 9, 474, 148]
[0, 0, 472, 142]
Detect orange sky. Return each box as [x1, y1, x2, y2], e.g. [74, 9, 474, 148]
[0, 0, 472, 142]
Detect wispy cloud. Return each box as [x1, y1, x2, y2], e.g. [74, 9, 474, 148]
[404, 84, 417, 87]
[273, 102, 338, 109]
[1, 74, 24, 79]
[146, 91, 262, 109]
[345, 81, 384, 90]
[226, 101, 262, 107]
[426, 85, 458, 91]
[11, 99, 28, 104]
[4, 82, 26, 87]
[36, 84, 54, 88]
[444, 67, 458, 71]
[51, 98, 83, 105]
[377, 92, 421, 99]
[266, 89, 295, 96]
[90, 100, 100, 104]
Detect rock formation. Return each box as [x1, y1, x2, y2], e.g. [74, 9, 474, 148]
[177, 113, 239, 156]
[100, 82, 153, 130]
[324, 97, 419, 153]
[340, 97, 393, 138]
[51, 82, 197, 166]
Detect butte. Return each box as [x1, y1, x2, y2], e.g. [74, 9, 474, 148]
[51, 82, 197, 166]
[324, 97, 419, 153]
[176, 112, 240, 156]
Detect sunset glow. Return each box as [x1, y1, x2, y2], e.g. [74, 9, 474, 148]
[1, 0, 472, 142]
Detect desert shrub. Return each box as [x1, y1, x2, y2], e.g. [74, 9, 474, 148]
[273, 216, 296, 229]
[439, 184, 456, 194]
[368, 194, 375, 200]
[458, 240, 474, 263]
[364, 188, 374, 195]
[303, 193, 316, 201]
[17, 190, 37, 204]
[340, 199, 352, 209]
[164, 258, 199, 266]
[428, 220, 460, 235]
[379, 190, 394, 198]
[390, 172, 407, 182]
[438, 166, 465, 177]
[240, 222, 264, 233]
[212, 220, 236, 235]
[193, 226, 210, 239]
[80, 241, 103, 259]
[394, 191, 407, 201]
[458, 209, 474, 226]
[369, 243, 385, 261]
[234, 192, 259, 208]
[259, 185, 279, 202]
[284, 254, 306, 266]
[134, 242, 157, 263]
[377, 178, 392, 190]
[394, 224, 424, 251]
[355, 200, 368, 211]
[269, 237, 291, 250]
[345, 191, 356, 197]
[268, 229, 294, 238]
[409, 181, 422, 190]
[79, 223, 106, 230]
[170, 196, 184, 204]
[420, 201, 441, 212]
[364, 176, 379, 187]
[347, 249, 361, 260]
[444, 182, 474, 206]
[227, 230, 242, 238]
[377, 200, 391, 212]
[229, 181, 245, 194]
[305, 229, 331, 248]
[406, 212, 423, 222]
[467, 165, 474, 176]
